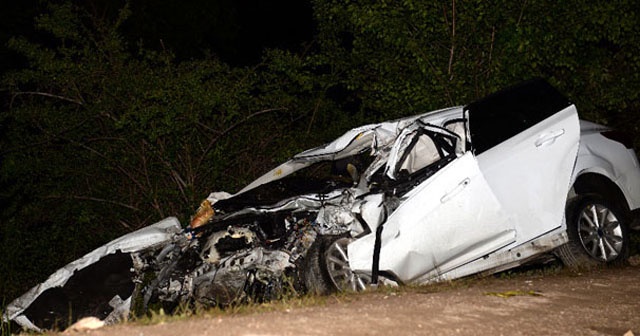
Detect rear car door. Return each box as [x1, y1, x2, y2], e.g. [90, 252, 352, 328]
[465, 79, 580, 244]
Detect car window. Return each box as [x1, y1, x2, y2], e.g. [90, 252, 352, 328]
[443, 118, 467, 153]
[398, 134, 441, 175]
[387, 126, 458, 181]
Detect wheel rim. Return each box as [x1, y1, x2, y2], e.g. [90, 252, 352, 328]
[577, 203, 624, 261]
[325, 237, 370, 292]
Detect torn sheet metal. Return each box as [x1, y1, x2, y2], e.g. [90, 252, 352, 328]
[236, 107, 464, 196]
[4, 217, 181, 331]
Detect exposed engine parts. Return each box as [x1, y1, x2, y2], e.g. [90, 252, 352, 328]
[136, 212, 330, 310]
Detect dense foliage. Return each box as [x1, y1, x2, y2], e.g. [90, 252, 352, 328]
[312, 0, 640, 123]
[1, 0, 639, 304]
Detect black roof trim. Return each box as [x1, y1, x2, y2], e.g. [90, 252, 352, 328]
[466, 78, 571, 117]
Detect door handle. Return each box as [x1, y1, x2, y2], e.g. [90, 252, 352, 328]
[441, 178, 470, 203]
[535, 129, 565, 147]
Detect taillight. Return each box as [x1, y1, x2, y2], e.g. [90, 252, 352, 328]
[601, 130, 635, 149]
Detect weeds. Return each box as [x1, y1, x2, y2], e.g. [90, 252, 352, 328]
[0, 319, 9, 336]
[1, 300, 10, 336]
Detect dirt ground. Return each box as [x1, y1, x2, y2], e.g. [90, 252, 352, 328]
[59, 260, 640, 336]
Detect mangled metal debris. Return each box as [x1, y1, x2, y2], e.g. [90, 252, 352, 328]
[3, 218, 182, 331]
[4, 79, 640, 331]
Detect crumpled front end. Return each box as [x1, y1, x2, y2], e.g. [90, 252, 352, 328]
[142, 187, 371, 311]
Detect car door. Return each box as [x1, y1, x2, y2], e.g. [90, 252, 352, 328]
[348, 126, 515, 283]
[465, 79, 580, 244]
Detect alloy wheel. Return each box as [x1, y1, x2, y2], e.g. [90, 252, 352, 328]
[577, 203, 624, 261]
[324, 237, 371, 291]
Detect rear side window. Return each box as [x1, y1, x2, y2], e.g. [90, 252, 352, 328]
[465, 79, 572, 155]
[391, 129, 457, 180]
[398, 134, 442, 175]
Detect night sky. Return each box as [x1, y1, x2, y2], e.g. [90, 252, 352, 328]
[0, 0, 314, 73]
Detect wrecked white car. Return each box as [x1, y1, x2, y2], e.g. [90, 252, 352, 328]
[5, 79, 640, 331]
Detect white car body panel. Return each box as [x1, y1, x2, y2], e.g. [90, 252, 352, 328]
[473, 105, 580, 245]
[413, 228, 569, 284]
[350, 106, 581, 284]
[349, 152, 516, 282]
[573, 120, 640, 211]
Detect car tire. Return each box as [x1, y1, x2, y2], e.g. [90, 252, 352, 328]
[557, 194, 630, 268]
[302, 235, 370, 294]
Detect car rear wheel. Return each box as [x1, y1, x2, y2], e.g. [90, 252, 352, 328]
[557, 194, 630, 268]
[302, 235, 370, 294]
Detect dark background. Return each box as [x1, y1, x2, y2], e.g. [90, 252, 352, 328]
[1, 0, 314, 71]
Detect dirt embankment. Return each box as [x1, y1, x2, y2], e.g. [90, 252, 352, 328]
[60, 263, 640, 336]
